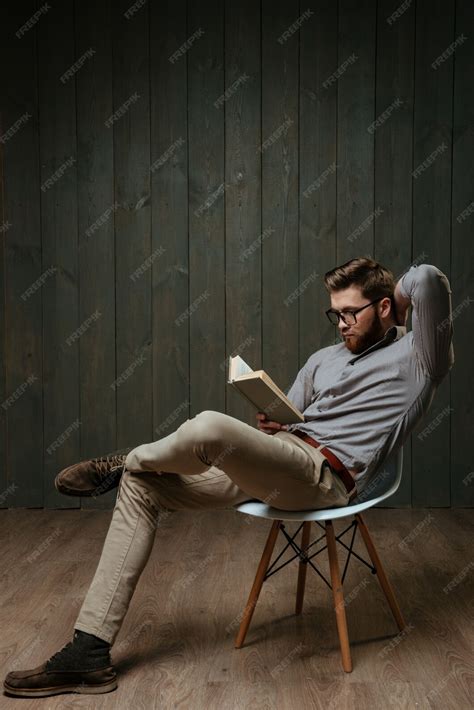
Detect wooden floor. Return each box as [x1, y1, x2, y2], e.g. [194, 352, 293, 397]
[0, 506, 473, 709]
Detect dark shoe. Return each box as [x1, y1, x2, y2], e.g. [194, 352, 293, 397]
[55, 454, 127, 497]
[3, 630, 117, 698]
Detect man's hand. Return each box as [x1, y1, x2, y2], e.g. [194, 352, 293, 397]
[256, 412, 289, 434]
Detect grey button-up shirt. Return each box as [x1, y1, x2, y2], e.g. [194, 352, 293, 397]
[284, 264, 455, 494]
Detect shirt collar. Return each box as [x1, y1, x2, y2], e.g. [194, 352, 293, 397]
[347, 324, 407, 365]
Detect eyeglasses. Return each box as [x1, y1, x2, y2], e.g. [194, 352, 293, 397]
[325, 297, 385, 326]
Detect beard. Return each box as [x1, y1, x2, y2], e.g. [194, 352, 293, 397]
[342, 310, 387, 354]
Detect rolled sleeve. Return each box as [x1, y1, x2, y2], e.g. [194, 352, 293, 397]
[399, 264, 455, 382]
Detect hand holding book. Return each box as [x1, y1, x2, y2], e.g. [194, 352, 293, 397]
[227, 355, 305, 425]
[255, 411, 290, 435]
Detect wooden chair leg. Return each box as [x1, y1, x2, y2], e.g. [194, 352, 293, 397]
[235, 519, 281, 649]
[295, 521, 312, 615]
[325, 520, 353, 673]
[355, 513, 406, 631]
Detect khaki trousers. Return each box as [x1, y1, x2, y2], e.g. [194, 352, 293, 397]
[74, 410, 351, 644]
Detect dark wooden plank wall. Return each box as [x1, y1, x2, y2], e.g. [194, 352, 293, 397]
[0, 0, 472, 509]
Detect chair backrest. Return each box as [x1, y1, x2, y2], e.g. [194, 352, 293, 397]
[350, 446, 404, 506]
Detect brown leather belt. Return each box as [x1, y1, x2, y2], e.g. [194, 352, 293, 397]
[291, 429, 357, 502]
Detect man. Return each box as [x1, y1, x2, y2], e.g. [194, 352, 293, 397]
[4, 257, 454, 697]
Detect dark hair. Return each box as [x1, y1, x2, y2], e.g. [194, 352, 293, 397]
[324, 256, 395, 308]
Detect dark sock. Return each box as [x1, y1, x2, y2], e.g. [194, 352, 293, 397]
[73, 629, 111, 648]
[45, 629, 112, 672]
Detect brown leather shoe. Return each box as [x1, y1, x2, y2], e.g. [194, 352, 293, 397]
[4, 631, 117, 697]
[55, 454, 127, 497]
[3, 662, 117, 697]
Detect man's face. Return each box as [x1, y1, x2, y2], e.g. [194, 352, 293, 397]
[330, 285, 387, 354]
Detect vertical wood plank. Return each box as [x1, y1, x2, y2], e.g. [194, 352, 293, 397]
[451, 0, 474, 507]
[337, 0, 376, 261]
[2, 2, 43, 506]
[0, 46, 6, 504]
[411, 0, 454, 506]
[76, 0, 117, 510]
[39, 0, 80, 508]
[150, 0, 190, 440]
[261, 0, 299, 394]
[374, 0, 416, 507]
[224, 0, 262, 425]
[113, 1, 152, 453]
[299, 0, 337, 362]
[188, 0, 225, 414]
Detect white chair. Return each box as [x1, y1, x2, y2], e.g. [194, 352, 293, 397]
[232, 447, 405, 672]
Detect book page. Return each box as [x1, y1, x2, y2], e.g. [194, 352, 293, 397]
[229, 355, 253, 380]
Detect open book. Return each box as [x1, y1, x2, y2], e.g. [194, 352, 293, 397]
[227, 355, 305, 425]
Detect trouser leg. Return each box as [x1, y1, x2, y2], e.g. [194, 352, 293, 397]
[73, 463, 252, 645]
[124, 409, 339, 511]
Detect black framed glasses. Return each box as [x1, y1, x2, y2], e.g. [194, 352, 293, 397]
[325, 297, 385, 326]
